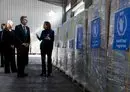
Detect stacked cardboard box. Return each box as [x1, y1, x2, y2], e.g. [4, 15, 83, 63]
[52, 0, 130, 92]
[57, 26, 63, 69]
[66, 18, 75, 77]
[52, 28, 59, 66]
[87, 0, 109, 92]
[107, 0, 130, 92]
[74, 11, 87, 86]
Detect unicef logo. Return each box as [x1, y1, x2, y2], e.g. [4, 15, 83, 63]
[92, 21, 98, 37]
[117, 11, 127, 36]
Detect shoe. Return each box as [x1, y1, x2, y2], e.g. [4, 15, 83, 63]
[40, 73, 46, 77]
[17, 73, 28, 78]
[23, 73, 28, 77]
[12, 70, 17, 73]
[5, 71, 10, 74]
[47, 73, 52, 77]
[17, 74, 24, 78]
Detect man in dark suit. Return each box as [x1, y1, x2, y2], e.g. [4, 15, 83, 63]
[0, 23, 6, 67]
[14, 16, 30, 77]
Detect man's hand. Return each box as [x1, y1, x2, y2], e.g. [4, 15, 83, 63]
[11, 45, 14, 48]
[25, 43, 29, 47]
[45, 36, 51, 40]
[22, 43, 29, 47]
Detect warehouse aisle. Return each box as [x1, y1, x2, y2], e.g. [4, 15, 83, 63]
[0, 55, 83, 92]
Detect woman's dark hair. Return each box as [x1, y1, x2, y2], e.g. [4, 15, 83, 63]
[1, 23, 6, 29]
[44, 21, 51, 30]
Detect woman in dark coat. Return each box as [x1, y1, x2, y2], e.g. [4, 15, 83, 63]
[2, 20, 17, 73]
[36, 21, 54, 77]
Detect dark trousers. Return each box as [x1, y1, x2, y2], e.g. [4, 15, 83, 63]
[17, 46, 29, 75]
[4, 49, 17, 73]
[0, 52, 4, 67]
[41, 50, 52, 75]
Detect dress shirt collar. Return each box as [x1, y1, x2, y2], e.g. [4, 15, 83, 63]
[21, 24, 26, 28]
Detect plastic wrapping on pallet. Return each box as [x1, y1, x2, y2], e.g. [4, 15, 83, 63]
[74, 11, 87, 86]
[57, 22, 68, 71]
[62, 22, 68, 71]
[66, 18, 75, 77]
[86, 5, 94, 92]
[52, 28, 59, 66]
[52, 0, 130, 92]
[107, 0, 130, 92]
[86, 0, 108, 92]
[57, 26, 63, 69]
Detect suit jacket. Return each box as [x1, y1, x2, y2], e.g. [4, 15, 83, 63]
[0, 31, 3, 51]
[2, 29, 16, 54]
[14, 24, 30, 47]
[0, 31, 2, 42]
[38, 29, 54, 51]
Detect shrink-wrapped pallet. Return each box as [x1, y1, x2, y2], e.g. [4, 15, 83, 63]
[86, 0, 109, 91]
[107, 0, 130, 92]
[66, 18, 76, 77]
[74, 11, 87, 86]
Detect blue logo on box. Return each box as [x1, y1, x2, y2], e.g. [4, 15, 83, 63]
[91, 17, 101, 48]
[113, 7, 130, 50]
[76, 25, 83, 49]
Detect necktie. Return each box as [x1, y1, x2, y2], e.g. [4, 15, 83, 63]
[23, 26, 27, 36]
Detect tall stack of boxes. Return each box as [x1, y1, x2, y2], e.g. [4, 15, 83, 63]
[86, 0, 108, 91]
[61, 22, 68, 71]
[107, 0, 130, 92]
[86, 5, 94, 92]
[57, 26, 63, 69]
[66, 18, 75, 77]
[52, 28, 59, 66]
[52, 0, 130, 92]
[74, 11, 87, 86]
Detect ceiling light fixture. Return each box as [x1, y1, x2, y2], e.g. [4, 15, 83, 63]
[48, 10, 55, 16]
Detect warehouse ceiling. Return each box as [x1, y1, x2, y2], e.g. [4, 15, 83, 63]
[38, 0, 66, 7]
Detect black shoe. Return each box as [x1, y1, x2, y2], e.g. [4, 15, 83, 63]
[12, 70, 17, 73]
[17, 74, 24, 78]
[40, 73, 46, 77]
[5, 71, 10, 74]
[40, 73, 43, 76]
[23, 73, 28, 77]
[47, 73, 52, 77]
[17, 73, 28, 78]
